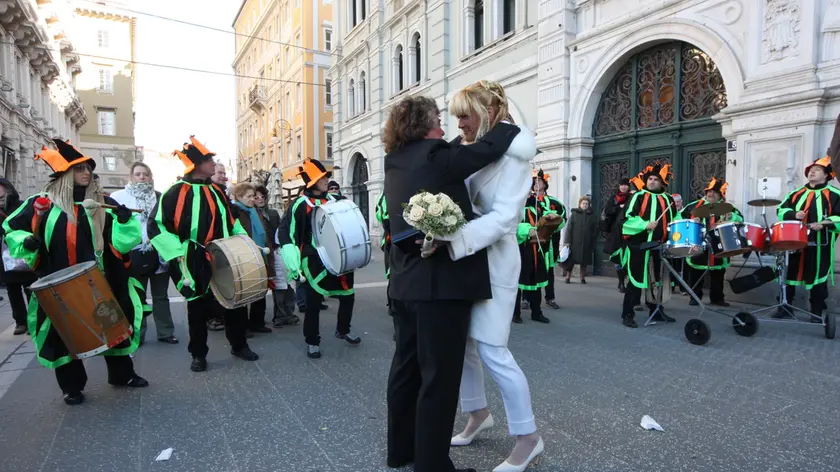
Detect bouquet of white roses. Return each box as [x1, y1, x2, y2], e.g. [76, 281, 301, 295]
[402, 191, 467, 258]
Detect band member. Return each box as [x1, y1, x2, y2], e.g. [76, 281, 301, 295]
[682, 178, 742, 306]
[776, 156, 840, 319]
[443, 80, 544, 472]
[541, 174, 566, 309]
[207, 162, 229, 331]
[278, 158, 361, 359]
[620, 163, 678, 328]
[511, 170, 556, 324]
[148, 136, 259, 372]
[669, 193, 688, 295]
[602, 178, 632, 293]
[375, 193, 394, 316]
[3, 139, 148, 404]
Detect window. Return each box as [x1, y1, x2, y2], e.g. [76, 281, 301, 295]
[97, 68, 113, 93]
[359, 72, 366, 111]
[97, 109, 115, 136]
[104, 156, 117, 171]
[503, 0, 515, 34]
[296, 35, 301, 55]
[351, 0, 357, 27]
[326, 132, 333, 159]
[361, 0, 366, 20]
[97, 30, 110, 48]
[412, 33, 421, 84]
[296, 83, 302, 109]
[286, 91, 291, 120]
[394, 45, 404, 93]
[269, 106, 274, 128]
[325, 29, 332, 51]
[348, 79, 355, 116]
[268, 26, 272, 43]
[475, 0, 484, 50]
[325, 78, 332, 105]
[285, 47, 290, 66]
[296, 0, 300, 7]
[296, 133, 302, 158]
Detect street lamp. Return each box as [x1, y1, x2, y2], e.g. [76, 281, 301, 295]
[270, 119, 293, 168]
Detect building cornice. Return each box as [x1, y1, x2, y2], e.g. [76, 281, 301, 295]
[74, 7, 135, 23]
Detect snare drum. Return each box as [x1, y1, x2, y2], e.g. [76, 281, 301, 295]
[708, 222, 748, 258]
[770, 221, 808, 251]
[208, 235, 268, 309]
[312, 200, 372, 276]
[30, 261, 132, 359]
[666, 219, 705, 257]
[742, 223, 769, 253]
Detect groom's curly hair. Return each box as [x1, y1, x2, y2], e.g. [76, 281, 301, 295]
[382, 96, 440, 154]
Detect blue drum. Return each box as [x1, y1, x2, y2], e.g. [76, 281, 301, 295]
[666, 219, 704, 258]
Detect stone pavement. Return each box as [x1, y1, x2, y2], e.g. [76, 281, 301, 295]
[0, 255, 839, 472]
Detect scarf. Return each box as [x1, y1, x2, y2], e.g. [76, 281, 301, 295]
[125, 181, 158, 250]
[615, 192, 629, 205]
[235, 201, 267, 248]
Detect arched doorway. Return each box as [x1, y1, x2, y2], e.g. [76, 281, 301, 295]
[350, 153, 369, 223]
[592, 41, 728, 273]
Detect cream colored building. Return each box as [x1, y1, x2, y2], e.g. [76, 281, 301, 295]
[0, 0, 86, 196]
[72, 5, 139, 192]
[232, 0, 334, 192]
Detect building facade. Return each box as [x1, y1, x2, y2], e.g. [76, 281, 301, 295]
[233, 0, 334, 192]
[331, 0, 840, 274]
[72, 5, 139, 192]
[0, 0, 86, 197]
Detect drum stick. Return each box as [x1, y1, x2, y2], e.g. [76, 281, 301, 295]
[81, 199, 143, 213]
[652, 201, 676, 226]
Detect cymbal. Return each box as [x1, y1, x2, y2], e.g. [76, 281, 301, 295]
[747, 198, 782, 207]
[693, 202, 734, 219]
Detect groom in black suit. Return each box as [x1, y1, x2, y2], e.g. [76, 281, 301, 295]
[383, 96, 519, 472]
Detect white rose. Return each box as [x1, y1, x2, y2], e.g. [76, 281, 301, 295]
[427, 203, 443, 217]
[409, 205, 425, 221]
[437, 193, 453, 205]
[409, 194, 423, 205]
[445, 200, 458, 211]
[444, 215, 458, 226]
[423, 194, 438, 205]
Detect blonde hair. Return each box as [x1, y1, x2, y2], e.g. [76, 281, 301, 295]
[450, 80, 514, 144]
[130, 161, 153, 178]
[233, 182, 255, 199]
[44, 169, 107, 252]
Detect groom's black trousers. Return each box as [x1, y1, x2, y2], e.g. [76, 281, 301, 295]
[387, 299, 472, 472]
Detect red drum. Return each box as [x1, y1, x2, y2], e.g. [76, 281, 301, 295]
[742, 223, 769, 253]
[770, 221, 808, 251]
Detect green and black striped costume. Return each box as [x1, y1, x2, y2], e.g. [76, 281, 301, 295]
[3, 192, 143, 368]
[147, 175, 247, 301]
[777, 183, 840, 289]
[544, 195, 566, 268]
[375, 194, 391, 279]
[516, 195, 562, 291]
[278, 189, 354, 296]
[621, 189, 677, 289]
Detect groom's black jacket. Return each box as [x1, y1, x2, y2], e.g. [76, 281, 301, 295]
[384, 123, 519, 301]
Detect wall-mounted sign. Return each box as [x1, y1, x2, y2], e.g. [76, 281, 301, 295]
[727, 140, 737, 152]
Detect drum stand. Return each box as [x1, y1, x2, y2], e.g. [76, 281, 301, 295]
[743, 249, 836, 340]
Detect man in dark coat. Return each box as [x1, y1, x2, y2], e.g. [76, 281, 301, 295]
[0, 178, 33, 334]
[384, 95, 519, 472]
[601, 178, 632, 292]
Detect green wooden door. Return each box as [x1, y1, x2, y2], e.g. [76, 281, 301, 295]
[591, 41, 728, 275]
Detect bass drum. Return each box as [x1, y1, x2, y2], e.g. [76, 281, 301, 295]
[208, 235, 268, 309]
[30, 261, 132, 359]
[312, 200, 372, 276]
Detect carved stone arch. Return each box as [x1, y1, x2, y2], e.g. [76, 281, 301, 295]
[569, 19, 745, 140]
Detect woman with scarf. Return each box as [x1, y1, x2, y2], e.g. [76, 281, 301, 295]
[3, 139, 148, 405]
[111, 162, 177, 345]
[232, 182, 275, 333]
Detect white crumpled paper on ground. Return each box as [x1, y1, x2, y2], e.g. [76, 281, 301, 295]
[155, 448, 174, 461]
[640, 415, 664, 432]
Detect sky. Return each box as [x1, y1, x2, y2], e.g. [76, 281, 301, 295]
[127, 0, 240, 170]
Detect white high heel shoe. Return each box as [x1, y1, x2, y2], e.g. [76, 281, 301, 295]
[492, 437, 544, 472]
[450, 413, 495, 446]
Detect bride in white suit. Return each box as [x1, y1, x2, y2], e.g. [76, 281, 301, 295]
[439, 81, 543, 472]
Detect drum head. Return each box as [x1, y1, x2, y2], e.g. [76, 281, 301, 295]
[30, 261, 97, 290]
[208, 244, 236, 302]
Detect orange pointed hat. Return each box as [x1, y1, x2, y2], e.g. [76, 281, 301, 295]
[35, 138, 94, 175]
[297, 158, 331, 188]
[704, 177, 728, 198]
[804, 156, 835, 179]
[641, 162, 672, 187]
[175, 135, 215, 174]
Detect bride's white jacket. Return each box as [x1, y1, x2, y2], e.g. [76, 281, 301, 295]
[442, 124, 537, 347]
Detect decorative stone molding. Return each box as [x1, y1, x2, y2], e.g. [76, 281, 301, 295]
[762, 0, 800, 64]
[823, 0, 840, 62]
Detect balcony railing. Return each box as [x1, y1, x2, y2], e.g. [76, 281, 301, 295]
[248, 85, 267, 111]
